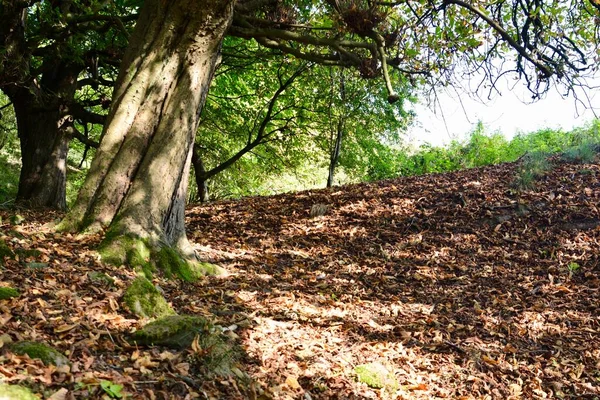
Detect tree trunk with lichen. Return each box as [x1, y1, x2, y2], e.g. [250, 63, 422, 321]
[59, 0, 235, 278]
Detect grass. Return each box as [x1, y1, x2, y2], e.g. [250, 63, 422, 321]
[512, 151, 552, 191]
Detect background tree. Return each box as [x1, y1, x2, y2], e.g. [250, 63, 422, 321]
[192, 49, 310, 203]
[0, 0, 135, 209]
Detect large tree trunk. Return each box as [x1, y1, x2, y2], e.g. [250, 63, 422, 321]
[14, 101, 70, 210]
[60, 0, 235, 278]
[10, 63, 81, 210]
[1, 3, 80, 210]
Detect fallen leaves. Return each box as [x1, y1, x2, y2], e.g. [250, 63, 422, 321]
[1, 160, 600, 398]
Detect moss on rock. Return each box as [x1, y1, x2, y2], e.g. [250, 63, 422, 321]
[0, 383, 38, 400]
[132, 315, 211, 349]
[25, 262, 48, 270]
[88, 271, 116, 287]
[0, 287, 19, 300]
[9, 341, 70, 366]
[133, 315, 239, 375]
[354, 363, 398, 390]
[14, 248, 41, 259]
[123, 276, 175, 319]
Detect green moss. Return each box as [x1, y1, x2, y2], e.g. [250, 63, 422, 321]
[9, 341, 70, 366]
[354, 363, 398, 390]
[10, 214, 25, 225]
[0, 238, 14, 264]
[156, 246, 226, 281]
[133, 315, 210, 349]
[99, 233, 155, 279]
[54, 217, 79, 233]
[0, 287, 19, 300]
[0, 383, 38, 400]
[88, 271, 115, 287]
[133, 315, 239, 375]
[99, 229, 224, 282]
[14, 248, 41, 259]
[123, 276, 175, 319]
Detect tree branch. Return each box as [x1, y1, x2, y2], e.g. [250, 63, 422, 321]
[444, 0, 554, 78]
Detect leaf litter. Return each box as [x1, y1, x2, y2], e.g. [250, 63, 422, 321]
[1, 158, 600, 399]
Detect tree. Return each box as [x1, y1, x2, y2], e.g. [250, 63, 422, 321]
[59, 0, 236, 277]
[192, 55, 309, 203]
[0, 1, 133, 209]
[326, 68, 347, 188]
[60, 0, 599, 276]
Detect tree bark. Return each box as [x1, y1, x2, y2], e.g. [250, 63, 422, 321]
[60, 0, 235, 277]
[14, 100, 70, 210]
[327, 118, 344, 188]
[327, 69, 346, 188]
[191, 144, 210, 203]
[10, 62, 82, 210]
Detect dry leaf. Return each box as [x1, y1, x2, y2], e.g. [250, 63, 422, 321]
[47, 388, 69, 400]
[482, 355, 499, 365]
[285, 376, 301, 390]
[54, 323, 78, 333]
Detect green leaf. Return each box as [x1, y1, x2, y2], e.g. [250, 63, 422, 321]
[100, 381, 123, 399]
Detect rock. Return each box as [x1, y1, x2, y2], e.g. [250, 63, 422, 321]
[88, 271, 115, 287]
[25, 262, 48, 269]
[132, 315, 213, 349]
[132, 315, 238, 375]
[0, 383, 38, 400]
[354, 362, 398, 390]
[9, 341, 70, 366]
[122, 276, 175, 319]
[0, 287, 19, 300]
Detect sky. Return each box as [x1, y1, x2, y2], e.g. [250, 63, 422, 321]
[406, 79, 600, 147]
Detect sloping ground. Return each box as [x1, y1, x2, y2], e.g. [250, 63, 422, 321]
[1, 158, 600, 399]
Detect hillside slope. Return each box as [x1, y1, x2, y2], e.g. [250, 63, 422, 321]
[1, 158, 600, 399]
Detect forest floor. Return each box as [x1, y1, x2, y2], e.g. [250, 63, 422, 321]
[1, 157, 600, 399]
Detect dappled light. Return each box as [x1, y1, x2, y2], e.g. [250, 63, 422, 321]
[1, 155, 600, 398]
[2, 0, 600, 398]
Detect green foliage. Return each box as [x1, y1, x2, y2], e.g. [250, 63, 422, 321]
[512, 151, 552, 190]
[192, 39, 413, 199]
[0, 98, 19, 206]
[561, 141, 599, 164]
[10, 214, 25, 225]
[379, 120, 600, 181]
[100, 381, 124, 399]
[568, 262, 581, 273]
